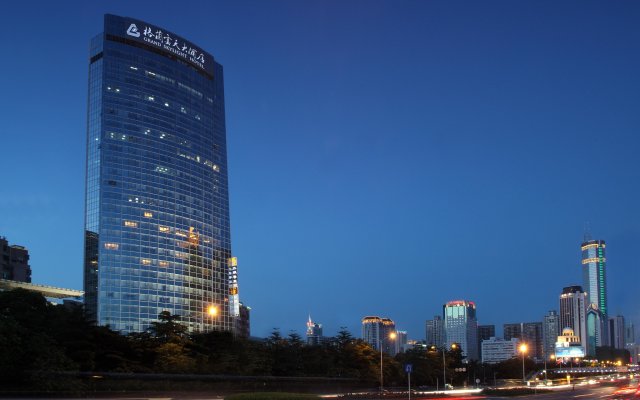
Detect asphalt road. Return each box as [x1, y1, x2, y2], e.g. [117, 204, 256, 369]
[483, 385, 620, 400]
[0, 382, 631, 400]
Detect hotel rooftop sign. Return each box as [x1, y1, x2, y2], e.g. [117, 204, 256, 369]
[105, 14, 215, 78]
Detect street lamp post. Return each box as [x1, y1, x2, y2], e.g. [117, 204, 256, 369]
[380, 330, 397, 392]
[443, 343, 457, 393]
[442, 347, 446, 393]
[519, 343, 528, 385]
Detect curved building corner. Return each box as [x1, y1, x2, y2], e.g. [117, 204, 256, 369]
[83, 14, 237, 333]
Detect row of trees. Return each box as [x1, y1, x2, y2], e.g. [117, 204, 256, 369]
[1, 288, 604, 391]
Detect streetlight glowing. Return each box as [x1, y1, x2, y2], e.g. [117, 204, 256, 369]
[389, 331, 397, 340]
[207, 305, 218, 316]
[519, 342, 527, 384]
[451, 343, 457, 349]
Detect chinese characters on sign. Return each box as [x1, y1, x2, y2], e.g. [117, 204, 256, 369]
[126, 22, 206, 71]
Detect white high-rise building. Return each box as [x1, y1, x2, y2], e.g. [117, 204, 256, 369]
[444, 300, 478, 361]
[559, 286, 588, 353]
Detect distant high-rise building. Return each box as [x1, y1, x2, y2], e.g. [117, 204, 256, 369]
[586, 305, 605, 356]
[426, 316, 445, 348]
[403, 339, 427, 352]
[306, 315, 323, 346]
[83, 15, 237, 333]
[236, 302, 251, 339]
[581, 239, 608, 346]
[626, 323, 635, 346]
[481, 337, 519, 364]
[503, 323, 521, 341]
[503, 322, 543, 361]
[478, 325, 495, 341]
[395, 330, 408, 354]
[609, 315, 625, 349]
[0, 237, 31, 283]
[559, 286, 588, 353]
[362, 316, 396, 355]
[443, 300, 478, 361]
[542, 311, 560, 361]
[478, 325, 495, 360]
[627, 343, 640, 364]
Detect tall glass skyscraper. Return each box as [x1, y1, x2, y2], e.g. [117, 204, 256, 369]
[581, 239, 608, 348]
[83, 15, 236, 333]
[581, 239, 607, 317]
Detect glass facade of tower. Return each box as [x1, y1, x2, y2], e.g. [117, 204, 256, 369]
[581, 240, 607, 315]
[581, 239, 607, 346]
[443, 300, 478, 361]
[83, 15, 235, 333]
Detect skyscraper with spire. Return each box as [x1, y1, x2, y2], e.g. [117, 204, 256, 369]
[306, 315, 323, 345]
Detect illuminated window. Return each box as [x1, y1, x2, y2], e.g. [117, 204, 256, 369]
[159, 226, 170, 233]
[159, 261, 169, 267]
[124, 220, 138, 228]
[144, 212, 153, 218]
[141, 258, 151, 265]
[104, 243, 119, 250]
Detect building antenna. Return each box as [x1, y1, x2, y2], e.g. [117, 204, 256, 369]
[583, 221, 592, 241]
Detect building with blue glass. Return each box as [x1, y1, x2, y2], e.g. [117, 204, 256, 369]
[83, 15, 237, 333]
[581, 238, 608, 351]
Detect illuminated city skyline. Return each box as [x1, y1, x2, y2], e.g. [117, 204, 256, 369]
[1, 1, 639, 339]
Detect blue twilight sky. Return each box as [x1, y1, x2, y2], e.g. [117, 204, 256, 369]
[1, 0, 639, 340]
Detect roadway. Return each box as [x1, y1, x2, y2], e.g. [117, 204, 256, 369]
[482, 385, 619, 400]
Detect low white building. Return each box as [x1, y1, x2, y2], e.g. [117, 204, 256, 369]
[481, 337, 519, 364]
